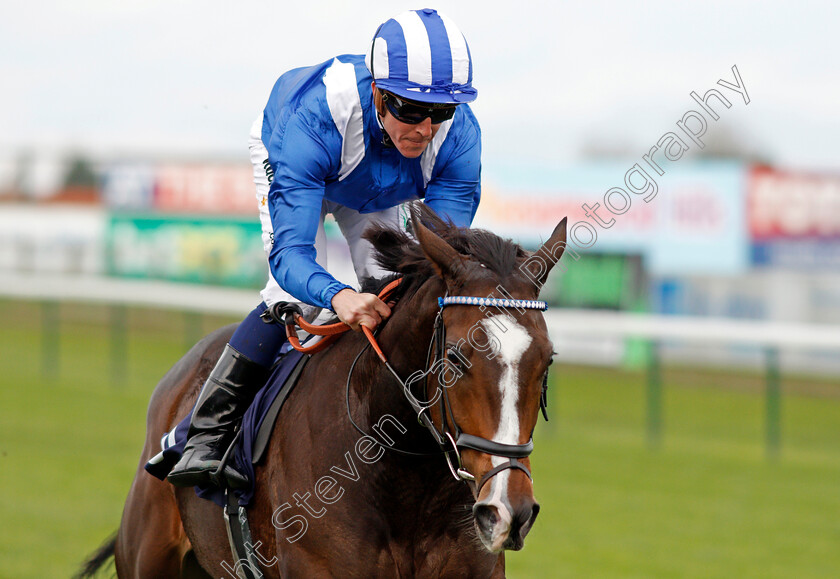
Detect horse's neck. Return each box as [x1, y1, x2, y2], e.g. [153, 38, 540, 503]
[357, 278, 474, 550]
[358, 279, 473, 508]
[364, 278, 442, 428]
[294, 279, 478, 549]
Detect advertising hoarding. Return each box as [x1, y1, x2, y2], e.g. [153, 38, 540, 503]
[475, 161, 749, 276]
[749, 167, 840, 269]
[102, 162, 256, 215]
[154, 163, 256, 215]
[105, 214, 266, 287]
[104, 213, 359, 291]
[101, 164, 156, 211]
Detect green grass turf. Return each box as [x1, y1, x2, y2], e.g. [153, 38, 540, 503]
[0, 300, 838, 578]
[505, 365, 840, 578]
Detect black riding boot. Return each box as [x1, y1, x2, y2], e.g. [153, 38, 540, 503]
[167, 345, 269, 489]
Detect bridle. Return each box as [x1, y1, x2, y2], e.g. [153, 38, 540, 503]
[270, 278, 552, 494]
[348, 288, 550, 494]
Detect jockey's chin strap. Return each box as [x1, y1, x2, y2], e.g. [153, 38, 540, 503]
[275, 278, 550, 494]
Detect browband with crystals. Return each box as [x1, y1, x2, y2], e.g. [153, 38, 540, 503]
[438, 296, 548, 311]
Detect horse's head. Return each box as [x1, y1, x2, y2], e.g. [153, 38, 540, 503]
[405, 208, 567, 553]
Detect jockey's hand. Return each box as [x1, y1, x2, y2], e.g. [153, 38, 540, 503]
[331, 288, 391, 331]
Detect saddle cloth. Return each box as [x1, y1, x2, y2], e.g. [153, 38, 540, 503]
[144, 348, 308, 507]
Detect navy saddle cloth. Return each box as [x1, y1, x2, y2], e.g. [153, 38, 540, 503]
[144, 348, 307, 507]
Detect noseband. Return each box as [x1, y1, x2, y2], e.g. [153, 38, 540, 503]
[347, 291, 549, 494]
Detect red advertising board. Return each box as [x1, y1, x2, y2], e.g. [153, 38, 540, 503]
[155, 163, 256, 215]
[749, 166, 840, 239]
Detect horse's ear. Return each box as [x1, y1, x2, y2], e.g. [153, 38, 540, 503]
[411, 208, 467, 282]
[522, 217, 568, 291]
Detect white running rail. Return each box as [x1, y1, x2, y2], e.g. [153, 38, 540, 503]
[3, 271, 840, 351]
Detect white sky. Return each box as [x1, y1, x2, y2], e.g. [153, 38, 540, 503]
[2, 0, 838, 171]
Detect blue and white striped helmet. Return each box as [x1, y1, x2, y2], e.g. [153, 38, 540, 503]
[365, 8, 477, 104]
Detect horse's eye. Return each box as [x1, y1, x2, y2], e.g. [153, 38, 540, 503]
[446, 345, 468, 373]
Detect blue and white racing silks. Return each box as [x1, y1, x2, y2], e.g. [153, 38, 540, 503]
[259, 54, 481, 311]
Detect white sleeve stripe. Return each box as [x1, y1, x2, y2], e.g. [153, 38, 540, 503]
[421, 118, 454, 185]
[394, 11, 433, 86]
[323, 59, 366, 181]
[438, 13, 470, 85]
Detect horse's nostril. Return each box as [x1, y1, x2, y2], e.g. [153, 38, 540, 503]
[530, 502, 541, 526]
[473, 504, 498, 533]
[513, 502, 540, 539]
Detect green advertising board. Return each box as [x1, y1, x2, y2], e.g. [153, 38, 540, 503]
[541, 252, 649, 368]
[105, 214, 267, 287]
[543, 252, 646, 311]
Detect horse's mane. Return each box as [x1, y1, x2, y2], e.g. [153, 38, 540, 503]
[361, 204, 528, 301]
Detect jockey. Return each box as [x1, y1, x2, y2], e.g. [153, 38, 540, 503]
[168, 8, 481, 489]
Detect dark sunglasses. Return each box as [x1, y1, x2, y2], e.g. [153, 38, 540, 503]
[381, 91, 457, 125]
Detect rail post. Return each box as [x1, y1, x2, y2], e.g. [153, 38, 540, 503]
[184, 311, 203, 352]
[646, 340, 662, 448]
[42, 300, 60, 380]
[110, 304, 128, 386]
[765, 347, 781, 458]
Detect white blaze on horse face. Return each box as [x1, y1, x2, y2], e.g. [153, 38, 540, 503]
[476, 315, 532, 550]
[479, 315, 532, 448]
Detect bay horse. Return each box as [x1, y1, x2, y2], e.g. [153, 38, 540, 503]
[78, 207, 568, 578]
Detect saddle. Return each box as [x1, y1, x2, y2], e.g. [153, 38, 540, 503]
[144, 349, 309, 507]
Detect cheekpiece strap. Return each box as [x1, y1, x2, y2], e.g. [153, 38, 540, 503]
[437, 296, 548, 311]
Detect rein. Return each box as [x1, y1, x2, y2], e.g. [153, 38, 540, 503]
[271, 278, 550, 494]
[264, 278, 403, 355]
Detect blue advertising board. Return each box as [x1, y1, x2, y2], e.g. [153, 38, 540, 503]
[474, 161, 749, 275]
